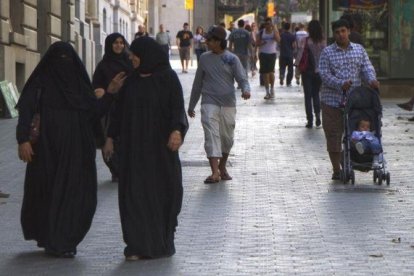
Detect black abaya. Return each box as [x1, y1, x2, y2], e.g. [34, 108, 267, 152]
[92, 33, 133, 177]
[108, 37, 188, 258]
[16, 42, 111, 255]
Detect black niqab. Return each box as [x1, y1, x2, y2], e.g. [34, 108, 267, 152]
[16, 41, 109, 256]
[17, 41, 95, 111]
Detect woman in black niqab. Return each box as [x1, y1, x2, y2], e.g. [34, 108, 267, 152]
[92, 33, 133, 181]
[16, 41, 112, 257]
[104, 37, 188, 259]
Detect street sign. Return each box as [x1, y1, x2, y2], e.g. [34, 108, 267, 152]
[0, 81, 19, 118]
[185, 0, 193, 10]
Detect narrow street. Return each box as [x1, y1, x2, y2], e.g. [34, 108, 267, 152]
[1, 57, 414, 275]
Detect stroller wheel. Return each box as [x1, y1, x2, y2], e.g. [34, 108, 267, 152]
[386, 172, 390, 186]
[378, 171, 383, 185]
[373, 170, 378, 183]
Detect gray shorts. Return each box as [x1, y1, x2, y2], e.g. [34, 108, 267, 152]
[200, 104, 236, 158]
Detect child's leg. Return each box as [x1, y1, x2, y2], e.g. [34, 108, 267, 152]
[369, 138, 383, 154]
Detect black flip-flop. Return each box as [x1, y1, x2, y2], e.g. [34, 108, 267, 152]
[204, 176, 220, 184]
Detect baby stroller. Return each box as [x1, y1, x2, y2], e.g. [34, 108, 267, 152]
[341, 86, 390, 185]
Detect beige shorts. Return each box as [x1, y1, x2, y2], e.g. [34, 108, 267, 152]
[200, 104, 236, 158]
[322, 103, 344, 153]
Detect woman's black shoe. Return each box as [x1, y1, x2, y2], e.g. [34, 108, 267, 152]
[316, 118, 321, 127]
[45, 249, 76, 258]
[305, 123, 313, 128]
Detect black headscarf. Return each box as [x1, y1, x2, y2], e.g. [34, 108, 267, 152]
[129, 37, 171, 74]
[103, 33, 131, 71]
[17, 41, 95, 110]
[93, 33, 133, 89]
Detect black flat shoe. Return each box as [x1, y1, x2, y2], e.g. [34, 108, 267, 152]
[45, 249, 76, 258]
[316, 118, 321, 127]
[397, 102, 413, 111]
[305, 123, 313, 129]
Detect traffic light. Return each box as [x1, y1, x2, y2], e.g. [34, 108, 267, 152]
[267, 2, 274, 18]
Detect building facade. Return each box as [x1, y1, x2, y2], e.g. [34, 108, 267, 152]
[0, 0, 147, 97]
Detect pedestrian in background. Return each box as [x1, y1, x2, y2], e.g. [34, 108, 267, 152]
[134, 24, 149, 39]
[103, 37, 188, 260]
[176, 22, 193, 73]
[193, 26, 207, 64]
[279, 22, 296, 87]
[256, 17, 280, 99]
[229, 19, 252, 79]
[319, 19, 379, 180]
[340, 13, 364, 45]
[247, 22, 258, 77]
[188, 26, 250, 184]
[92, 32, 132, 182]
[156, 24, 171, 55]
[294, 23, 308, 85]
[296, 20, 325, 129]
[16, 41, 114, 258]
[397, 95, 414, 121]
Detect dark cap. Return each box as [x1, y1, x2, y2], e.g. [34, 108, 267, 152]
[205, 25, 227, 41]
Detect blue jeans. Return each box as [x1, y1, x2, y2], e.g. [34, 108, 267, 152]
[360, 137, 382, 154]
[195, 48, 206, 64]
[279, 56, 293, 85]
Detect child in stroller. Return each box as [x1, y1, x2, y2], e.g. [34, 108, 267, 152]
[351, 119, 383, 168]
[341, 86, 390, 185]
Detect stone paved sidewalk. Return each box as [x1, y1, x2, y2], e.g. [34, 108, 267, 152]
[0, 58, 414, 275]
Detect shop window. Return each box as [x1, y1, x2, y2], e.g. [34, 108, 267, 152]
[390, 1, 414, 78]
[103, 9, 107, 33]
[328, 0, 389, 78]
[10, 1, 23, 34]
[16, 63, 25, 94]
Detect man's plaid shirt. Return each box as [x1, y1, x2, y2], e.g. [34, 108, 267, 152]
[319, 42, 376, 108]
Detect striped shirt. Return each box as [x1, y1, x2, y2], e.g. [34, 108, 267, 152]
[319, 42, 376, 107]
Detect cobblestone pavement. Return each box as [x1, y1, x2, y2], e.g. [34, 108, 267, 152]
[1, 57, 414, 276]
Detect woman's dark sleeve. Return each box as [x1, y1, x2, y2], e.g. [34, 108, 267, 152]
[16, 79, 41, 144]
[168, 71, 189, 139]
[107, 86, 125, 139]
[92, 92, 114, 119]
[92, 62, 107, 89]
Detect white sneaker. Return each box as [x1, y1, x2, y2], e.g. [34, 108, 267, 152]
[355, 142, 364, 155]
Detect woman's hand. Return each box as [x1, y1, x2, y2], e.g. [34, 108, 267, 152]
[167, 130, 182, 152]
[18, 142, 34, 163]
[107, 72, 127, 94]
[94, 88, 105, 98]
[188, 110, 196, 118]
[102, 138, 114, 161]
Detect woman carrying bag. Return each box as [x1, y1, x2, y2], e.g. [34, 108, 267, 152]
[296, 20, 326, 128]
